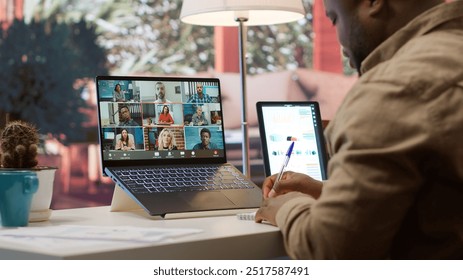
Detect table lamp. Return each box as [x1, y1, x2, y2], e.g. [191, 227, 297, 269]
[180, 0, 305, 177]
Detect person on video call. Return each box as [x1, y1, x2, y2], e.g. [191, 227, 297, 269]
[112, 83, 125, 102]
[157, 128, 178, 151]
[187, 83, 212, 103]
[154, 81, 172, 103]
[157, 105, 174, 125]
[118, 105, 139, 126]
[191, 106, 208, 126]
[115, 128, 135, 151]
[192, 128, 217, 150]
[211, 111, 222, 124]
[256, 0, 463, 259]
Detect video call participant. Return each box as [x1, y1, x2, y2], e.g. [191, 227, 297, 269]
[154, 81, 172, 103]
[191, 106, 208, 126]
[192, 128, 217, 150]
[158, 105, 174, 125]
[118, 105, 139, 126]
[113, 83, 125, 102]
[211, 111, 222, 124]
[115, 128, 135, 151]
[187, 83, 212, 103]
[157, 128, 178, 151]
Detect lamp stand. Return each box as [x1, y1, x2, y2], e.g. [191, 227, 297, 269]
[236, 17, 250, 177]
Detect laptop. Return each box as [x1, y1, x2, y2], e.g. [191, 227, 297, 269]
[256, 101, 328, 181]
[95, 76, 262, 217]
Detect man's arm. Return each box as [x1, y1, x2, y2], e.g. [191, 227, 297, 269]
[264, 77, 431, 259]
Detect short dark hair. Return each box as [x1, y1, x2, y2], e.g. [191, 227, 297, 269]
[200, 128, 211, 138]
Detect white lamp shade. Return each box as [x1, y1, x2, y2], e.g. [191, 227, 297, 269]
[180, 0, 306, 26]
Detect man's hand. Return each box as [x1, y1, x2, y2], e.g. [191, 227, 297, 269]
[262, 171, 323, 199]
[255, 192, 309, 226]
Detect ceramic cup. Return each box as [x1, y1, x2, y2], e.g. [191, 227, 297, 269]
[29, 167, 58, 222]
[0, 170, 39, 227]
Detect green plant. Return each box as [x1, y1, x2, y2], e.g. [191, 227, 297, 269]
[0, 121, 39, 168]
[0, 18, 108, 143]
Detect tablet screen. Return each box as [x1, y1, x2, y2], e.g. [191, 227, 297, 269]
[256, 101, 328, 180]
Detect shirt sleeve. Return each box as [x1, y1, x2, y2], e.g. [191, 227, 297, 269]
[128, 138, 135, 150]
[115, 139, 122, 150]
[275, 77, 433, 259]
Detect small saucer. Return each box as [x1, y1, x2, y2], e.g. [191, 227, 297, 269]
[29, 209, 52, 222]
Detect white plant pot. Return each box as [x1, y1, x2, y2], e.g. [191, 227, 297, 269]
[29, 167, 58, 222]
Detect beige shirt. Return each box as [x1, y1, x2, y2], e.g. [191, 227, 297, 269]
[276, 1, 463, 259]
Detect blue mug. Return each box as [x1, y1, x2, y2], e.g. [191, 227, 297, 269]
[0, 170, 39, 227]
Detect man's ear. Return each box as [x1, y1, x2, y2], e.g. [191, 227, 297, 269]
[369, 0, 385, 16]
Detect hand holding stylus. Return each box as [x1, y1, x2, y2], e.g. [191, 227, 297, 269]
[268, 142, 294, 197]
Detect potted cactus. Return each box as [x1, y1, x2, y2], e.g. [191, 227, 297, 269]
[0, 121, 58, 222]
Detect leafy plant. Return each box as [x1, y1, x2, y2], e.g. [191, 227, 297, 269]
[0, 18, 108, 142]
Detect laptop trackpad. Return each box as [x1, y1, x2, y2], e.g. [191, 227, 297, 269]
[180, 192, 236, 209]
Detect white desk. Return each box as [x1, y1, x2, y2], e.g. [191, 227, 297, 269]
[0, 206, 286, 260]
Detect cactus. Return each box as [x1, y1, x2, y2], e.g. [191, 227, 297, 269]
[0, 121, 39, 168]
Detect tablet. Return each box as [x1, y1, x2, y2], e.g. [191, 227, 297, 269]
[256, 101, 328, 180]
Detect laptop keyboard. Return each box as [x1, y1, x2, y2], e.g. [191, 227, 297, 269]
[113, 165, 255, 194]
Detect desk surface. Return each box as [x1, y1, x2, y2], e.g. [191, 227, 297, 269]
[0, 206, 286, 260]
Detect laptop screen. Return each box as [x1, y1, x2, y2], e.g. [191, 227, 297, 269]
[96, 76, 227, 173]
[256, 101, 328, 181]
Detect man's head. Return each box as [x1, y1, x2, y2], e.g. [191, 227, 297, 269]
[120, 105, 131, 121]
[200, 128, 211, 146]
[155, 82, 166, 100]
[196, 83, 203, 96]
[196, 106, 203, 116]
[323, 0, 444, 74]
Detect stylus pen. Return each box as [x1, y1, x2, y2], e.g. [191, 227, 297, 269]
[271, 141, 295, 194]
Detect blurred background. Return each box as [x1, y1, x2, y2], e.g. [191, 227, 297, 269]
[0, 0, 356, 209]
